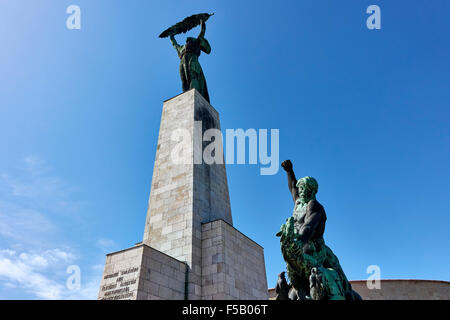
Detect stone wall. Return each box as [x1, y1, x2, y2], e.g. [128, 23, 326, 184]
[98, 244, 186, 300]
[268, 279, 450, 300]
[202, 220, 269, 300]
[350, 280, 450, 300]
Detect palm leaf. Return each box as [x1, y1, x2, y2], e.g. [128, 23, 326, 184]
[159, 13, 214, 38]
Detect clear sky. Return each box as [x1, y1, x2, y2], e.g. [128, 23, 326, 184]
[0, 0, 449, 299]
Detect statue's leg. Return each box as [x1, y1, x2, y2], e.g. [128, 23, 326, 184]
[190, 76, 209, 102]
[180, 62, 189, 92]
[190, 78, 201, 91]
[198, 69, 210, 102]
[189, 60, 210, 102]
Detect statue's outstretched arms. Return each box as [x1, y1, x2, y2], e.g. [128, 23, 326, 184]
[281, 160, 299, 203]
[198, 20, 206, 39]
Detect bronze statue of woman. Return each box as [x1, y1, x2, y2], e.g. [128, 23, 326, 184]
[169, 20, 211, 103]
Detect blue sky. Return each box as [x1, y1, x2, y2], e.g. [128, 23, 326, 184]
[0, 0, 449, 299]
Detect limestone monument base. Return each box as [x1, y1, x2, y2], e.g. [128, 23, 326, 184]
[98, 89, 269, 300]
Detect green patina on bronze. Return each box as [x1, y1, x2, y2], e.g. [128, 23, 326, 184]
[276, 160, 362, 300]
[160, 13, 213, 103]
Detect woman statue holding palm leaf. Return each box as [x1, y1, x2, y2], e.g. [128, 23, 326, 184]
[169, 19, 211, 102]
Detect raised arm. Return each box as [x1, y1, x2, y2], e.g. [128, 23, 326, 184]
[170, 34, 182, 57]
[198, 20, 206, 39]
[170, 34, 179, 47]
[281, 160, 299, 203]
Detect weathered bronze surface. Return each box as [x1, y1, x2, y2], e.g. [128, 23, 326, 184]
[276, 160, 362, 300]
[160, 13, 213, 103]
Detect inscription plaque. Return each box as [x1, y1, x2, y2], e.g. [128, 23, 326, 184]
[100, 267, 140, 300]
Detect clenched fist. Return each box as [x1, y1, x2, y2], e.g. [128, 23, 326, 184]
[281, 159, 293, 172]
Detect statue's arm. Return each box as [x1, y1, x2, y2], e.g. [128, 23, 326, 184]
[170, 34, 182, 56]
[198, 20, 206, 39]
[170, 34, 179, 47]
[281, 160, 299, 203]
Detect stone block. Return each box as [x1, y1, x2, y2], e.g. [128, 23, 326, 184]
[98, 244, 186, 300]
[201, 219, 269, 300]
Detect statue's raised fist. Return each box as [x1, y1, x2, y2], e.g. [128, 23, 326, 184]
[281, 160, 293, 171]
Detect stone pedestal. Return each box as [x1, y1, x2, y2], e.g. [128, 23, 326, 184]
[98, 244, 186, 300]
[201, 220, 268, 300]
[98, 89, 268, 300]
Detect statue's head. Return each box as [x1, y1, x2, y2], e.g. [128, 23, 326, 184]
[186, 37, 195, 44]
[296, 176, 318, 203]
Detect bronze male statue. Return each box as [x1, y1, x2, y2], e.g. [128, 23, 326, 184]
[276, 160, 361, 300]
